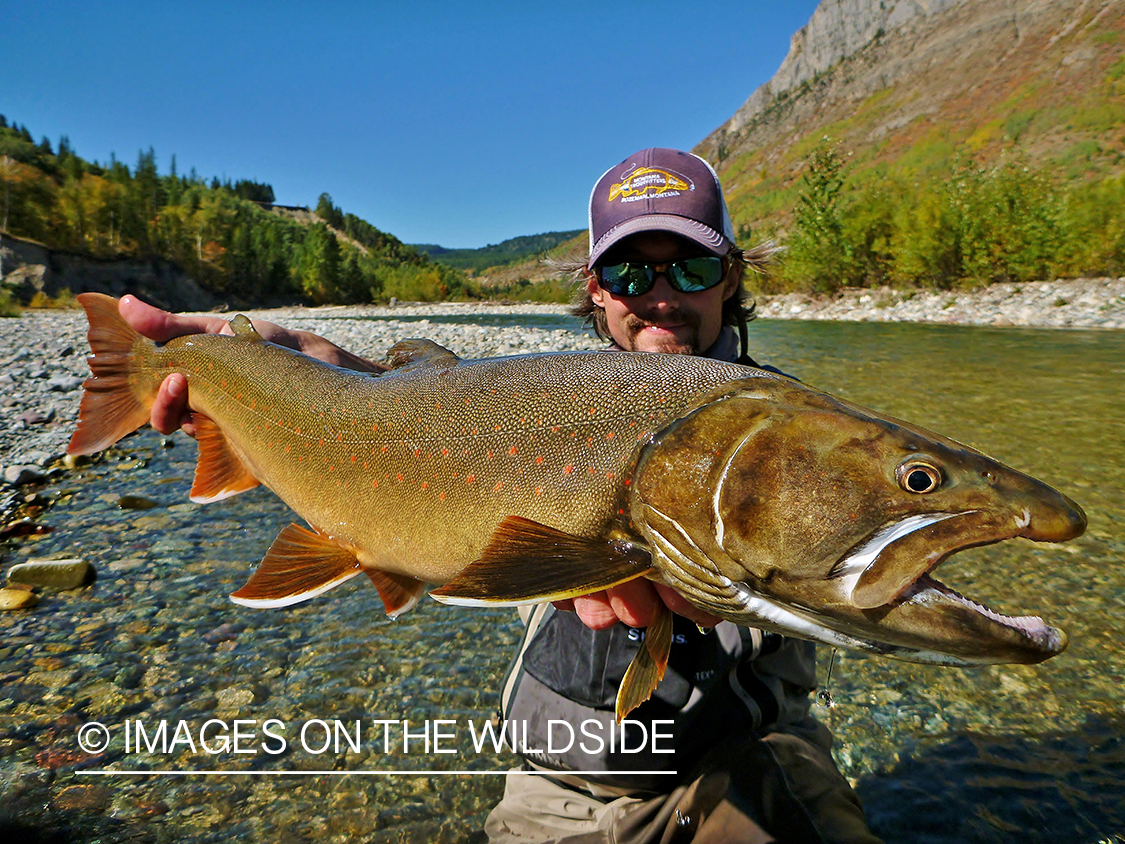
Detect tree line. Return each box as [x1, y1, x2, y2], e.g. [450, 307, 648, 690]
[0, 116, 467, 306]
[771, 137, 1125, 293]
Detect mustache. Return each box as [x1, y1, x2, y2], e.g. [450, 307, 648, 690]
[622, 308, 701, 335]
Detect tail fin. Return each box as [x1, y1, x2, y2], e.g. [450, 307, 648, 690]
[67, 293, 156, 456]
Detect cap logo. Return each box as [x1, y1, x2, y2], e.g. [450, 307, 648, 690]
[607, 165, 694, 204]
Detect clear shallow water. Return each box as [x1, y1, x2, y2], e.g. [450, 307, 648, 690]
[2, 318, 1123, 842]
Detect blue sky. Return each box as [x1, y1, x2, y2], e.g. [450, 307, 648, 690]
[6, 1, 820, 248]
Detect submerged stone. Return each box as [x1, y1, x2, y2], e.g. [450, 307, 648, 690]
[0, 587, 39, 610]
[117, 494, 159, 510]
[7, 558, 94, 590]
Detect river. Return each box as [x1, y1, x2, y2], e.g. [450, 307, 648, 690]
[1, 317, 1122, 843]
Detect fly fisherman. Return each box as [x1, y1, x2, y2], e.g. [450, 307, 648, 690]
[122, 147, 880, 843]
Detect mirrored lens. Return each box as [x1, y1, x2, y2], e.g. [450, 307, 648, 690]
[598, 257, 724, 297]
[670, 257, 725, 292]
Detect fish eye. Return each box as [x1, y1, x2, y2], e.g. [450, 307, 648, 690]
[897, 460, 942, 494]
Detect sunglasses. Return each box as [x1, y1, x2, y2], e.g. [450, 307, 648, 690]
[596, 256, 727, 297]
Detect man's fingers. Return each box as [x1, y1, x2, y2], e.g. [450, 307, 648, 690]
[652, 583, 722, 629]
[571, 593, 624, 630]
[151, 373, 192, 435]
[119, 294, 229, 343]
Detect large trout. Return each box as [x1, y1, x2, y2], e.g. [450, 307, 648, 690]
[68, 294, 1086, 718]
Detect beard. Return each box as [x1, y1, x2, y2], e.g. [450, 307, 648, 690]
[619, 308, 703, 355]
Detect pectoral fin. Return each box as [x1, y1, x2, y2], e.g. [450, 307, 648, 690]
[429, 516, 654, 606]
[189, 414, 261, 503]
[615, 601, 672, 723]
[230, 523, 362, 608]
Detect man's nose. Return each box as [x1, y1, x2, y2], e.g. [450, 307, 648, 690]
[642, 274, 680, 306]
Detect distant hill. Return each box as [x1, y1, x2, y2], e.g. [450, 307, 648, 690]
[695, 0, 1125, 290]
[414, 230, 585, 273]
[0, 117, 467, 307]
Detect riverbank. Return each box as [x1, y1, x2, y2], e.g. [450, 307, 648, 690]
[2, 276, 1123, 520]
[753, 277, 1125, 329]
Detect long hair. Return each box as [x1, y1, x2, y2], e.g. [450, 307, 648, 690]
[556, 241, 778, 357]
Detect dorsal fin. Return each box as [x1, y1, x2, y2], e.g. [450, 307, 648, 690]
[384, 339, 461, 371]
[228, 314, 264, 340]
[429, 516, 654, 606]
[230, 523, 363, 608]
[189, 414, 261, 503]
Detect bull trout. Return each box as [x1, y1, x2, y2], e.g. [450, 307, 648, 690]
[68, 293, 1086, 719]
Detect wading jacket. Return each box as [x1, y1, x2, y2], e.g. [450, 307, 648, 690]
[496, 328, 821, 792]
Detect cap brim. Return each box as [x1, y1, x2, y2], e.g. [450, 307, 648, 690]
[589, 215, 732, 266]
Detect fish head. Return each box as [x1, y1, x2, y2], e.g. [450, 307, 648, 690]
[629, 376, 1086, 665]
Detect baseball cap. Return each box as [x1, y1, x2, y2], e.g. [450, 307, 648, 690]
[588, 148, 736, 266]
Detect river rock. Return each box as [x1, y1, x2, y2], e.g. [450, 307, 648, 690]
[0, 587, 40, 610]
[5, 465, 46, 485]
[6, 558, 94, 590]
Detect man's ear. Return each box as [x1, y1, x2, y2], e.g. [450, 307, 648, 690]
[586, 269, 606, 307]
[721, 262, 742, 301]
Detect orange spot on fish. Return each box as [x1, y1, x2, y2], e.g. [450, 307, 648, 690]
[535, 487, 543, 496]
[396, 473, 404, 482]
[319, 438, 324, 446]
[414, 448, 422, 457]
[563, 465, 573, 475]
[494, 482, 503, 492]
[442, 448, 449, 457]
[372, 423, 378, 431]
[606, 472, 615, 479]
[285, 445, 290, 453]
[440, 492, 446, 501]
[221, 378, 227, 388]
[372, 479, 379, 488]
[337, 433, 343, 442]
[466, 474, 475, 484]
[295, 426, 301, 434]
[509, 446, 518, 455]
[535, 456, 544, 464]
[588, 467, 596, 475]
[624, 479, 632, 487]
[606, 432, 615, 440]
[351, 455, 357, 463]
[422, 482, 429, 490]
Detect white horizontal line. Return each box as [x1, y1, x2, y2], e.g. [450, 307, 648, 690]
[78, 769, 678, 777]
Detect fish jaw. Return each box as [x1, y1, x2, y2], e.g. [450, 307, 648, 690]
[629, 377, 1086, 666]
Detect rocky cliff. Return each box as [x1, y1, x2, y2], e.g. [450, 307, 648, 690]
[1, 233, 216, 312]
[697, 0, 1124, 228]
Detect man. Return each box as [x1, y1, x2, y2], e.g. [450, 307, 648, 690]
[123, 148, 879, 843]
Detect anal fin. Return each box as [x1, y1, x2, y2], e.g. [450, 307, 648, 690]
[615, 601, 672, 723]
[429, 516, 653, 606]
[190, 413, 261, 503]
[365, 570, 428, 619]
[231, 523, 362, 608]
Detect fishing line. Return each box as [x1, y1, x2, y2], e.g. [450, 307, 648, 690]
[816, 648, 838, 708]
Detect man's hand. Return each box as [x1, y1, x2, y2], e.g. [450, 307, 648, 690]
[554, 580, 722, 631]
[118, 295, 388, 436]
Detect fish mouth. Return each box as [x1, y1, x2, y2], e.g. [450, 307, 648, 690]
[828, 502, 1085, 662]
[899, 572, 1068, 656]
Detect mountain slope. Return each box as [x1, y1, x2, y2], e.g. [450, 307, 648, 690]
[697, 0, 1124, 238]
